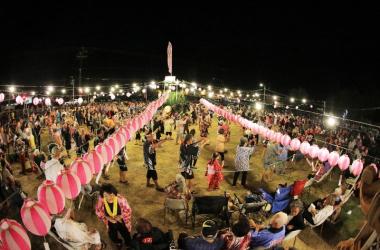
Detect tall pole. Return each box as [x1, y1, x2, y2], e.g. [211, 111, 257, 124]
[77, 47, 87, 97]
[323, 100, 326, 114]
[71, 76, 75, 101]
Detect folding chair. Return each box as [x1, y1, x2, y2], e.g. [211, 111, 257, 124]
[283, 229, 302, 247]
[191, 195, 229, 229]
[164, 198, 188, 225]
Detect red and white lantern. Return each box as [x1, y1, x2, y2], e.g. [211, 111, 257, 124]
[56, 169, 81, 199]
[350, 159, 364, 176]
[83, 150, 104, 174]
[37, 180, 65, 215]
[20, 199, 51, 236]
[338, 154, 350, 171]
[70, 159, 92, 185]
[0, 219, 31, 250]
[290, 138, 301, 151]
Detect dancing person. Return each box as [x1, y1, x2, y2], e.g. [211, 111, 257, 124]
[179, 134, 196, 193]
[206, 153, 223, 191]
[117, 149, 128, 184]
[215, 128, 227, 167]
[233, 137, 254, 187]
[262, 142, 278, 182]
[95, 183, 132, 249]
[143, 131, 165, 192]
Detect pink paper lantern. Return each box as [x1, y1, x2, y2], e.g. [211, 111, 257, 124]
[115, 132, 127, 150]
[0, 219, 31, 250]
[300, 141, 310, 155]
[15, 95, 23, 105]
[0, 93, 4, 103]
[275, 132, 282, 144]
[328, 151, 340, 167]
[95, 144, 114, 164]
[106, 137, 120, 155]
[308, 145, 320, 159]
[338, 154, 350, 171]
[70, 159, 92, 185]
[258, 126, 266, 136]
[20, 199, 51, 236]
[83, 150, 104, 174]
[56, 169, 81, 199]
[318, 148, 330, 162]
[350, 159, 363, 176]
[37, 180, 65, 215]
[290, 138, 301, 151]
[269, 130, 276, 142]
[281, 134, 291, 146]
[44, 98, 51, 106]
[33, 97, 39, 106]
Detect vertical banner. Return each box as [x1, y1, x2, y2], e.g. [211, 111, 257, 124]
[167, 41, 173, 75]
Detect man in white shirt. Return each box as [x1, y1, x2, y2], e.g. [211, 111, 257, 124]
[43, 146, 64, 183]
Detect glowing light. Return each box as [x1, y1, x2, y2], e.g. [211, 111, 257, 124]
[132, 83, 137, 87]
[78, 87, 83, 93]
[273, 95, 278, 100]
[142, 89, 147, 93]
[115, 84, 119, 89]
[224, 88, 228, 92]
[119, 89, 123, 93]
[326, 116, 337, 127]
[47, 86, 54, 92]
[149, 82, 157, 89]
[84, 87, 90, 93]
[46, 91, 50, 95]
[191, 82, 197, 88]
[110, 87, 115, 92]
[310, 105, 313, 108]
[229, 92, 233, 97]
[61, 89, 66, 94]
[259, 83, 264, 87]
[190, 87, 195, 92]
[290, 97, 295, 103]
[31, 91, 36, 95]
[126, 92, 131, 97]
[96, 86, 101, 91]
[296, 106, 299, 109]
[302, 98, 307, 103]
[246, 94, 250, 98]
[9, 86, 16, 93]
[208, 91, 214, 98]
[286, 105, 289, 109]
[255, 102, 263, 110]
[254, 93, 259, 97]
[207, 85, 212, 91]
[201, 89, 206, 95]
[185, 88, 190, 94]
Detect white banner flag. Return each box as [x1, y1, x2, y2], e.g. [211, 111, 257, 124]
[167, 42, 172, 75]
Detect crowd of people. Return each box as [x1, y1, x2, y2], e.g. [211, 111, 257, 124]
[0, 97, 379, 250]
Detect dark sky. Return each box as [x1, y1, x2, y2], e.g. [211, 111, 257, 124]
[1, 4, 379, 118]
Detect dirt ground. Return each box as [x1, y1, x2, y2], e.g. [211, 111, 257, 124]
[11, 117, 364, 250]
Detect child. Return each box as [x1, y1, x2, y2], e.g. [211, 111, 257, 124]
[205, 153, 224, 191]
[117, 147, 128, 184]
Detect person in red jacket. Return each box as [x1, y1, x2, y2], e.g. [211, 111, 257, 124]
[206, 153, 224, 191]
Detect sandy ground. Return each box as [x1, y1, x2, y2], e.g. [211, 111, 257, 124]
[8, 117, 364, 250]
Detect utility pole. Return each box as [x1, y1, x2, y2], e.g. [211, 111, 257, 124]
[77, 47, 88, 96]
[70, 76, 75, 101]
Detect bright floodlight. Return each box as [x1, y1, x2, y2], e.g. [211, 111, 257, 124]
[31, 91, 35, 95]
[84, 87, 90, 93]
[47, 86, 54, 92]
[149, 82, 157, 89]
[207, 85, 212, 91]
[119, 89, 123, 93]
[326, 116, 337, 127]
[302, 98, 307, 103]
[96, 86, 101, 91]
[259, 83, 264, 87]
[255, 102, 263, 110]
[110, 87, 115, 92]
[273, 95, 278, 100]
[310, 105, 313, 108]
[290, 97, 295, 103]
[255, 93, 259, 97]
[286, 105, 289, 109]
[142, 89, 147, 93]
[9, 86, 16, 93]
[115, 84, 119, 89]
[132, 83, 137, 87]
[224, 88, 228, 92]
[61, 89, 66, 94]
[246, 94, 250, 97]
[78, 87, 83, 93]
[208, 92, 214, 98]
[296, 106, 299, 109]
[46, 91, 50, 95]
[191, 82, 197, 88]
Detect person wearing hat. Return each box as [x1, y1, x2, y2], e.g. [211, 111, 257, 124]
[233, 137, 255, 187]
[181, 219, 224, 250]
[249, 212, 287, 249]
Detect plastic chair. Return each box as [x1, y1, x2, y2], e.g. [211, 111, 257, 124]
[283, 229, 302, 247]
[164, 198, 188, 225]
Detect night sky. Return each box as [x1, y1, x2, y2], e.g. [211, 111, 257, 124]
[1, 4, 379, 120]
